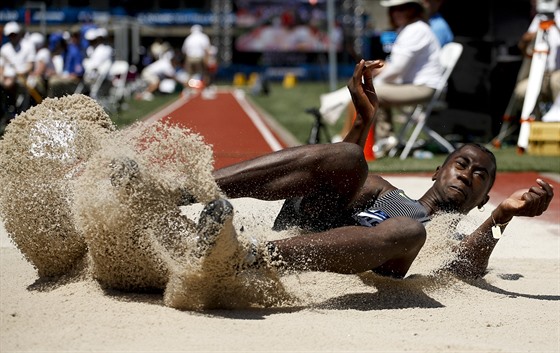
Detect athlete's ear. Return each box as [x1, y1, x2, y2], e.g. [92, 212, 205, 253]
[478, 194, 490, 209]
[432, 166, 441, 181]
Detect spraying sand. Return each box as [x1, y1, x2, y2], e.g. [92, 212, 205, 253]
[0, 94, 520, 309]
[0, 95, 292, 310]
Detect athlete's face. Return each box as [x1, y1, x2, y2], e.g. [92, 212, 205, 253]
[432, 146, 496, 213]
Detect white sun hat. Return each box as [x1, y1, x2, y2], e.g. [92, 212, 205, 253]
[28, 32, 45, 48]
[84, 28, 98, 41]
[380, 0, 423, 7]
[3, 21, 21, 36]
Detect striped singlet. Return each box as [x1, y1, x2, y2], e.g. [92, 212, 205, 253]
[354, 189, 430, 227]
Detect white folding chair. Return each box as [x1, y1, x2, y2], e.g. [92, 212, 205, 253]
[108, 60, 130, 110]
[85, 59, 113, 100]
[391, 42, 464, 159]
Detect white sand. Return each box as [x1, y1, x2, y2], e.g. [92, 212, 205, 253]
[2, 175, 559, 352]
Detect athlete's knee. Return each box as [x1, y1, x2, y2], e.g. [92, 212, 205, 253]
[327, 142, 367, 174]
[388, 216, 426, 254]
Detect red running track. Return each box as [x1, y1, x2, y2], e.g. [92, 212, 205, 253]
[146, 91, 559, 223]
[145, 89, 289, 170]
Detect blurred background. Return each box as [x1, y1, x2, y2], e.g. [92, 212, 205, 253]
[0, 0, 544, 144]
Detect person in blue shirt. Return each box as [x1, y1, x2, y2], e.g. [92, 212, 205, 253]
[64, 31, 85, 78]
[47, 30, 84, 98]
[423, 0, 454, 46]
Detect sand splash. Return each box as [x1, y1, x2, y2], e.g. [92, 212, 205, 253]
[0, 95, 113, 277]
[0, 94, 478, 311]
[0, 94, 291, 310]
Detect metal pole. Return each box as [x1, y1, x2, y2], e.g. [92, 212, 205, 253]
[131, 20, 140, 65]
[24, 2, 46, 35]
[327, 0, 337, 91]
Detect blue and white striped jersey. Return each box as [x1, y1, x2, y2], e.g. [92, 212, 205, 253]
[354, 189, 430, 227]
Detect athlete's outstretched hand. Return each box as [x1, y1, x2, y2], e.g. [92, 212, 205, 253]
[347, 59, 383, 124]
[492, 179, 554, 223]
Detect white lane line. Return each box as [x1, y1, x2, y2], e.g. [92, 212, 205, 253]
[231, 89, 284, 152]
[143, 95, 191, 124]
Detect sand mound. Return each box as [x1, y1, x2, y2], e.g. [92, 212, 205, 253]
[0, 95, 114, 277]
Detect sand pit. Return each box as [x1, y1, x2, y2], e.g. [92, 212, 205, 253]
[1, 95, 559, 351]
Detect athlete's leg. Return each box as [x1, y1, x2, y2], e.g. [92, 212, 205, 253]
[270, 216, 426, 278]
[214, 60, 382, 204]
[214, 142, 368, 205]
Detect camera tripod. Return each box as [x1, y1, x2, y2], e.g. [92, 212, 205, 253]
[491, 8, 558, 151]
[306, 107, 332, 144]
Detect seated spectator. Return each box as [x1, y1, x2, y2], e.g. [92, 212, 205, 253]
[372, 0, 443, 157]
[47, 30, 84, 98]
[135, 50, 183, 101]
[336, 0, 443, 157]
[0, 21, 36, 116]
[82, 27, 113, 98]
[27, 32, 57, 99]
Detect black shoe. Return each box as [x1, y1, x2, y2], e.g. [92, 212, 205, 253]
[194, 198, 235, 259]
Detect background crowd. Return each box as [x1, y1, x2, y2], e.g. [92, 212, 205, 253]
[0, 20, 217, 132]
[1, 0, 558, 146]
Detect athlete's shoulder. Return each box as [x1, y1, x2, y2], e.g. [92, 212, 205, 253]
[365, 174, 398, 197]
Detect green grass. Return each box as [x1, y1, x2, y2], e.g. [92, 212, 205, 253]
[109, 82, 560, 174]
[109, 93, 180, 128]
[247, 82, 560, 174]
[250, 81, 346, 143]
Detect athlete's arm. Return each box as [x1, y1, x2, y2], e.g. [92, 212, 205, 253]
[446, 179, 554, 278]
[343, 59, 383, 148]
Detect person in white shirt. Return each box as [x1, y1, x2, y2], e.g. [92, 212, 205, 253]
[82, 27, 113, 98]
[181, 25, 211, 85]
[27, 32, 57, 99]
[135, 50, 182, 101]
[371, 0, 443, 157]
[0, 21, 36, 115]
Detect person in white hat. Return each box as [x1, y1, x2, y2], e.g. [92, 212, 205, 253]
[370, 0, 444, 157]
[27, 32, 57, 98]
[82, 26, 113, 98]
[135, 50, 183, 101]
[0, 21, 36, 116]
[181, 24, 211, 86]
